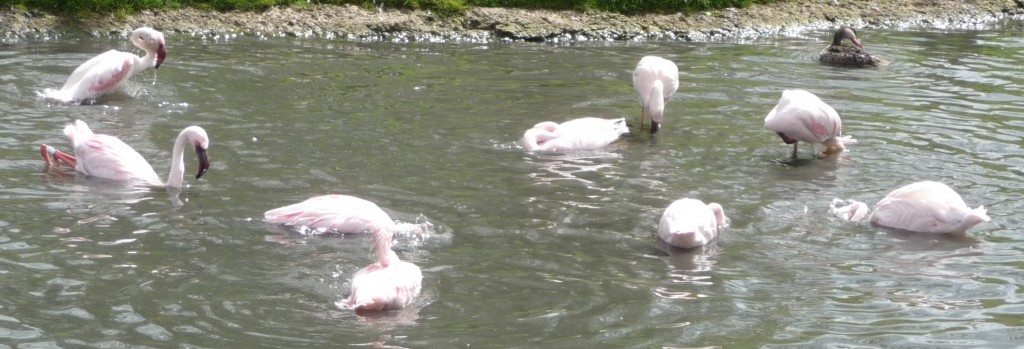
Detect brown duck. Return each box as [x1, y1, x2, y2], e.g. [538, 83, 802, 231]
[818, 27, 882, 67]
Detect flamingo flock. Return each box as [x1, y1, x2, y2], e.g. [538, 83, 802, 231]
[34, 26, 993, 316]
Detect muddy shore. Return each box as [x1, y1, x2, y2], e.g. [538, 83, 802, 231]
[2, 0, 1023, 42]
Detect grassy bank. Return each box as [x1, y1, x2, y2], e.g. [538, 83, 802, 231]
[0, 0, 777, 16]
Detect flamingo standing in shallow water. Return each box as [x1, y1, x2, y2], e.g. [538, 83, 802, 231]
[632, 56, 679, 134]
[830, 181, 990, 235]
[519, 117, 629, 152]
[764, 89, 856, 158]
[818, 27, 882, 67]
[41, 119, 209, 188]
[339, 225, 423, 312]
[658, 198, 729, 249]
[42, 27, 167, 102]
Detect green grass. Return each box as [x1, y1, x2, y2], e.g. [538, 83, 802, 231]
[0, 0, 777, 16]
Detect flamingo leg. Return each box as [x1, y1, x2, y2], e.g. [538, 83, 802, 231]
[40, 144, 77, 168]
[639, 107, 646, 131]
[791, 143, 799, 158]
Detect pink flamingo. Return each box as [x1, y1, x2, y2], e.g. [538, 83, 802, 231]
[340, 225, 423, 312]
[830, 181, 990, 235]
[265, 195, 395, 233]
[41, 119, 209, 188]
[658, 198, 729, 249]
[632, 56, 679, 134]
[872, 181, 989, 234]
[519, 117, 629, 152]
[42, 27, 166, 102]
[764, 89, 856, 158]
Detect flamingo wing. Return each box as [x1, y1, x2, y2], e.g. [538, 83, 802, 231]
[264, 195, 395, 233]
[73, 134, 159, 181]
[61, 50, 139, 99]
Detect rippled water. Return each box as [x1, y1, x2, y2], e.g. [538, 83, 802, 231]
[2, 20, 1023, 348]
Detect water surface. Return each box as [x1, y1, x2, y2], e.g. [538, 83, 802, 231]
[1, 22, 1023, 348]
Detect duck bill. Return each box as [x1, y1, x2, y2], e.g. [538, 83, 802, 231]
[155, 43, 167, 69]
[194, 145, 209, 179]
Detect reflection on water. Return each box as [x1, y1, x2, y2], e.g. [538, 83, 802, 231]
[0, 22, 1023, 348]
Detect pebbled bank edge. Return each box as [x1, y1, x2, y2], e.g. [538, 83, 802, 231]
[2, 0, 1023, 42]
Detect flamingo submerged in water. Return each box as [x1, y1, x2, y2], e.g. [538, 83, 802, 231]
[519, 117, 629, 152]
[764, 89, 856, 158]
[41, 119, 209, 188]
[658, 198, 729, 249]
[829, 181, 990, 235]
[632, 56, 679, 134]
[265, 194, 426, 235]
[41, 27, 167, 102]
[818, 26, 882, 68]
[339, 225, 423, 312]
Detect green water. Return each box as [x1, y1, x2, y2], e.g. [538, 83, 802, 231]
[1, 23, 1023, 348]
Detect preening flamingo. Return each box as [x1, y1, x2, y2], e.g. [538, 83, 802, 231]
[818, 27, 882, 67]
[519, 117, 629, 152]
[42, 27, 167, 102]
[632, 56, 679, 134]
[42, 119, 209, 188]
[339, 225, 423, 312]
[830, 181, 990, 235]
[764, 89, 855, 158]
[658, 198, 729, 249]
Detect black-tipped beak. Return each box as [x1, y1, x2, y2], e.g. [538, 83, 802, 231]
[650, 122, 660, 135]
[155, 43, 166, 69]
[195, 145, 209, 180]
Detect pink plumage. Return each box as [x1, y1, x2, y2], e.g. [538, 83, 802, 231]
[264, 195, 398, 234]
[42, 27, 166, 102]
[658, 198, 729, 249]
[632, 56, 680, 134]
[339, 226, 422, 312]
[519, 117, 629, 152]
[764, 89, 855, 157]
[61, 120, 210, 188]
[870, 181, 990, 235]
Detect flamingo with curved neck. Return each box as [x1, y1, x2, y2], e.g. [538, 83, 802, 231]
[632, 56, 679, 134]
[341, 225, 423, 312]
[764, 89, 856, 158]
[51, 120, 209, 188]
[519, 117, 629, 152]
[42, 27, 167, 102]
[830, 181, 990, 235]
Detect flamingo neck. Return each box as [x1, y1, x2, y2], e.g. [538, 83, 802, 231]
[136, 47, 157, 73]
[374, 227, 397, 267]
[166, 129, 191, 188]
[648, 81, 665, 123]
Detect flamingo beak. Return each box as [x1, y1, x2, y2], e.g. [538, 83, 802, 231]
[195, 145, 209, 180]
[650, 121, 660, 135]
[155, 43, 166, 69]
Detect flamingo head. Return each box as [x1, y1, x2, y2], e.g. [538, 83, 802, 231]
[182, 126, 210, 180]
[131, 27, 166, 69]
[156, 42, 167, 69]
[195, 143, 209, 179]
